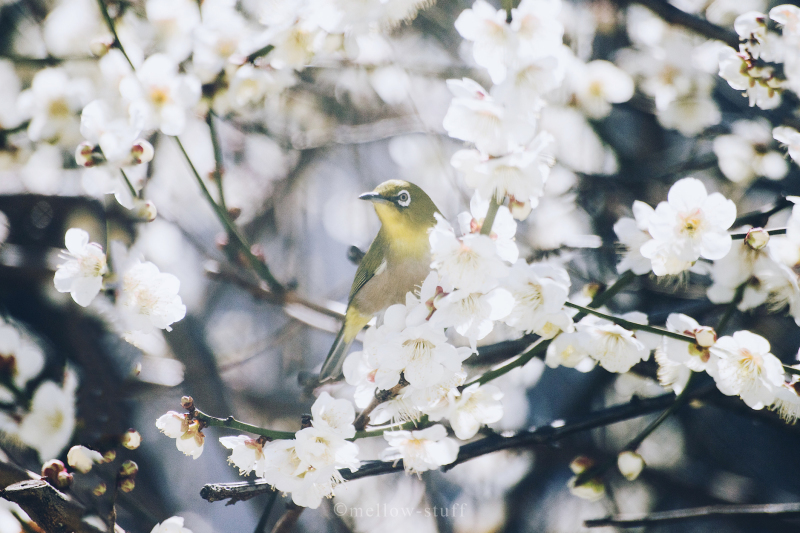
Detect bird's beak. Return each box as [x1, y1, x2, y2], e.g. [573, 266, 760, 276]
[359, 192, 389, 203]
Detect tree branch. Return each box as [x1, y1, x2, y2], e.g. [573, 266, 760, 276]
[585, 502, 800, 528]
[613, 0, 738, 48]
[200, 388, 710, 503]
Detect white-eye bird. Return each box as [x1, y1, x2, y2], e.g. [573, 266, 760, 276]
[319, 180, 441, 382]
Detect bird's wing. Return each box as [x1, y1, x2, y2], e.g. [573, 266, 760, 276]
[347, 231, 387, 304]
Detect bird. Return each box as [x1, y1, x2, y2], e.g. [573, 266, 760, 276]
[319, 179, 441, 382]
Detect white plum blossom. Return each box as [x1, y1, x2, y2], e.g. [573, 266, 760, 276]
[17, 371, 78, 460]
[655, 313, 712, 393]
[545, 330, 594, 370]
[0, 320, 45, 397]
[430, 215, 509, 293]
[150, 516, 193, 533]
[503, 260, 571, 338]
[427, 384, 504, 440]
[54, 229, 108, 307]
[773, 126, 800, 163]
[708, 330, 785, 409]
[640, 178, 736, 276]
[614, 200, 655, 275]
[771, 381, 800, 423]
[434, 289, 514, 351]
[16, 67, 91, 142]
[295, 427, 360, 471]
[570, 60, 635, 119]
[343, 349, 379, 409]
[442, 78, 538, 156]
[718, 46, 782, 110]
[310, 391, 356, 439]
[579, 320, 650, 373]
[706, 239, 774, 310]
[156, 411, 204, 459]
[713, 119, 788, 183]
[67, 445, 104, 474]
[118, 260, 187, 332]
[371, 318, 470, 390]
[120, 54, 201, 136]
[458, 193, 519, 263]
[220, 435, 264, 476]
[145, 0, 201, 62]
[451, 135, 554, 209]
[193, 0, 253, 83]
[381, 424, 459, 475]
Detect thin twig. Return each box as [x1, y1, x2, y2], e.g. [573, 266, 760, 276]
[175, 137, 285, 294]
[206, 113, 227, 211]
[585, 502, 800, 528]
[730, 227, 786, 240]
[94, 0, 135, 69]
[734, 197, 792, 227]
[563, 302, 695, 343]
[193, 407, 295, 440]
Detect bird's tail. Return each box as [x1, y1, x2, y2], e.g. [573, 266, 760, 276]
[319, 308, 369, 382]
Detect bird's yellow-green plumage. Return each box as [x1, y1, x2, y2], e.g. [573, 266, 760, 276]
[319, 180, 440, 382]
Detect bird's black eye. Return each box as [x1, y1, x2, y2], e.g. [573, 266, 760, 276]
[397, 190, 411, 207]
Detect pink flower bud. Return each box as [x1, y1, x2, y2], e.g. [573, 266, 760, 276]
[694, 326, 717, 347]
[130, 139, 154, 165]
[122, 429, 142, 450]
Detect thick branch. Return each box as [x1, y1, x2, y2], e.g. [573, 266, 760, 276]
[2, 479, 119, 533]
[585, 502, 800, 528]
[200, 389, 706, 503]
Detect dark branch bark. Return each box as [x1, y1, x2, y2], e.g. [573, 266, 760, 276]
[200, 388, 711, 503]
[612, 0, 738, 48]
[1, 479, 120, 533]
[585, 502, 800, 528]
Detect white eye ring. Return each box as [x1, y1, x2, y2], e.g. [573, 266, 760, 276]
[397, 190, 411, 207]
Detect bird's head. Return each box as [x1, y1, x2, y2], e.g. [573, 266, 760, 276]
[359, 180, 440, 235]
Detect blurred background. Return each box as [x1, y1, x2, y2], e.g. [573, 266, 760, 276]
[1, 0, 800, 531]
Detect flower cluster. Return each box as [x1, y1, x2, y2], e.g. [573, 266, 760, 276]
[54, 228, 186, 343]
[219, 393, 360, 509]
[718, 6, 800, 110]
[615, 177, 737, 277]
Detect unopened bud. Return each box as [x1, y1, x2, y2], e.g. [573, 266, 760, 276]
[568, 476, 605, 501]
[93, 482, 107, 496]
[103, 450, 117, 462]
[56, 471, 73, 489]
[89, 35, 114, 57]
[569, 455, 595, 474]
[119, 460, 138, 478]
[745, 227, 770, 250]
[75, 142, 103, 168]
[227, 206, 242, 221]
[508, 196, 532, 220]
[617, 451, 645, 481]
[250, 244, 265, 262]
[67, 445, 104, 474]
[582, 283, 602, 300]
[122, 429, 142, 450]
[41, 459, 66, 480]
[694, 326, 717, 347]
[181, 396, 194, 410]
[133, 199, 158, 222]
[119, 478, 136, 493]
[130, 139, 154, 165]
